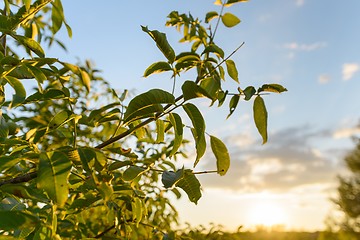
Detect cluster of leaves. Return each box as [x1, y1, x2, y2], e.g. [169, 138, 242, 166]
[0, 0, 286, 239]
[333, 137, 360, 237]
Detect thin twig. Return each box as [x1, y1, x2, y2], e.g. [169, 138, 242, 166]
[0, 171, 37, 187]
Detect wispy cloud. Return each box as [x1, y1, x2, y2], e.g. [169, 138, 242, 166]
[342, 63, 359, 81]
[284, 42, 327, 51]
[333, 125, 360, 139]
[199, 126, 342, 193]
[318, 74, 330, 84]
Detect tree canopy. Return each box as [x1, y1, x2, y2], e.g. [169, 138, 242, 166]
[0, 0, 286, 238]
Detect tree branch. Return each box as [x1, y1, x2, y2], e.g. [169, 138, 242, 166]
[0, 171, 37, 187]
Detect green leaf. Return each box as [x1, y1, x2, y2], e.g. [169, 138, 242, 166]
[132, 197, 143, 227]
[199, 77, 221, 100]
[23, 0, 31, 10]
[0, 211, 39, 230]
[123, 166, 147, 181]
[169, 113, 183, 156]
[243, 86, 256, 101]
[51, 0, 64, 34]
[141, 26, 176, 63]
[225, 59, 239, 83]
[258, 83, 288, 93]
[221, 12, 241, 28]
[205, 11, 219, 23]
[143, 61, 172, 77]
[77, 147, 107, 172]
[64, 22, 72, 38]
[3, 76, 26, 108]
[80, 69, 91, 92]
[176, 170, 202, 204]
[210, 135, 230, 176]
[162, 169, 184, 188]
[253, 95, 268, 144]
[182, 81, 211, 101]
[37, 151, 71, 207]
[155, 119, 165, 143]
[24, 64, 47, 84]
[124, 89, 175, 124]
[183, 103, 206, 166]
[227, 94, 240, 118]
[13, 35, 45, 57]
[48, 110, 70, 130]
[202, 44, 224, 59]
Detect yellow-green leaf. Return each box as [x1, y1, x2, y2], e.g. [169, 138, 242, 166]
[210, 135, 230, 176]
[221, 12, 241, 28]
[225, 59, 239, 83]
[253, 95, 268, 144]
[143, 61, 172, 77]
[3, 76, 26, 108]
[80, 69, 91, 92]
[175, 170, 202, 204]
[37, 151, 71, 207]
[169, 113, 183, 156]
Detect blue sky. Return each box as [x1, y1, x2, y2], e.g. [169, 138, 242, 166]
[47, 0, 360, 231]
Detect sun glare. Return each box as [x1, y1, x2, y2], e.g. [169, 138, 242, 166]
[249, 202, 287, 227]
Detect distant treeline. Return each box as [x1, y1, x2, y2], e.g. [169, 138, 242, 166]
[181, 231, 359, 240]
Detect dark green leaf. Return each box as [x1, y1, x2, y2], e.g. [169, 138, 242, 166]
[141, 26, 176, 63]
[37, 151, 71, 207]
[182, 81, 211, 101]
[144, 61, 172, 77]
[0, 211, 39, 230]
[227, 94, 240, 118]
[162, 169, 183, 188]
[205, 11, 219, 23]
[199, 77, 221, 100]
[210, 135, 230, 176]
[124, 89, 175, 124]
[221, 12, 241, 28]
[176, 170, 201, 204]
[24, 64, 47, 83]
[225, 59, 239, 83]
[243, 86, 256, 101]
[123, 166, 147, 181]
[169, 113, 183, 156]
[3, 76, 26, 108]
[202, 44, 224, 59]
[183, 103, 206, 165]
[48, 110, 70, 130]
[253, 95, 268, 144]
[258, 83, 288, 93]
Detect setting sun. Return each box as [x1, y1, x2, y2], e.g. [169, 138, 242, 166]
[249, 202, 288, 227]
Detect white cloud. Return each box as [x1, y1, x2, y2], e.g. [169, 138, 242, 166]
[296, 0, 305, 7]
[333, 126, 360, 139]
[318, 74, 330, 84]
[284, 42, 327, 51]
[342, 63, 359, 81]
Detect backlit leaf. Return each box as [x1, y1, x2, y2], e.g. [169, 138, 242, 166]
[123, 166, 147, 181]
[205, 11, 219, 23]
[24, 64, 47, 83]
[210, 135, 230, 176]
[80, 69, 91, 92]
[37, 151, 71, 207]
[3, 76, 26, 108]
[176, 170, 201, 204]
[141, 26, 176, 63]
[155, 119, 165, 143]
[13, 35, 45, 57]
[225, 59, 239, 83]
[258, 83, 288, 93]
[48, 110, 70, 130]
[183, 103, 206, 165]
[143, 61, 172, 77]
[199, 77, 221, 100]
[124, 89, 175, 124]
[221, 12, 241, 28]
[202, 44, 224, 59]
[253, 95, 268, 144]
[51, 0, 64, 34]
[225, 0, 248, 7]
[169, 113, 183, 156]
